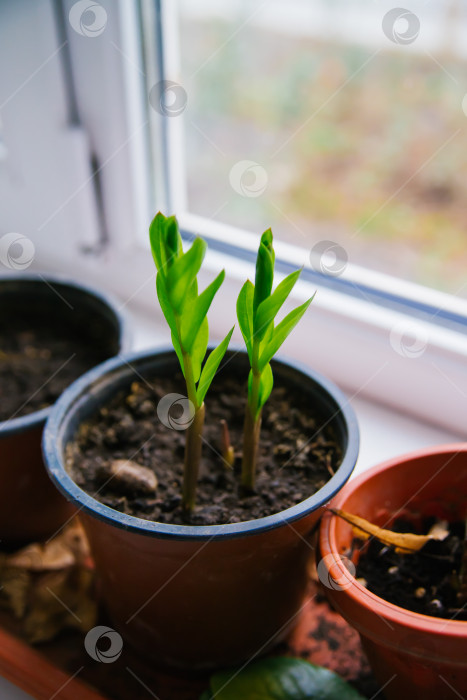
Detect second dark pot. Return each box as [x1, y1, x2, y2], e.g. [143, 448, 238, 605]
[0, 275, 129, 546]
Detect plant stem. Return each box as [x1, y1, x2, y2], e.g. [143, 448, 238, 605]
[241, 340, 261, 490]
[241, 407, 261, 491]
[182, 402, 205, 512]
[176, 314, 204, 513]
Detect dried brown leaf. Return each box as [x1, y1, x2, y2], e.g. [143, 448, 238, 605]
[331, 509, 449, 554]
[0, 568, 31, 618]
[24, 567, 97, 644]
[6, 521, 88, 571]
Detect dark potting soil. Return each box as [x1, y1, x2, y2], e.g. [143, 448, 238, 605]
[355, 517, 467, 621]
[67, 371, 342, 525]
[0, 320, 111, 422]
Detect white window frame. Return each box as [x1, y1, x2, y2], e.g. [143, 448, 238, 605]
[2, 0, 466, 436]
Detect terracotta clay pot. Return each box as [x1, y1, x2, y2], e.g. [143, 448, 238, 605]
[319, 444, 467, 700]
[0, 275, 129, 547]
[43, 348, 359, 671]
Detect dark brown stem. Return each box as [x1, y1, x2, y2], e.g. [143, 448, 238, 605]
[182, 403, 206, 512]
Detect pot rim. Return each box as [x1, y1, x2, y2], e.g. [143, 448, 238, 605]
[43, 346, 360, 541]
[0, 272, 131, 437]
[319, 443, 467, 636]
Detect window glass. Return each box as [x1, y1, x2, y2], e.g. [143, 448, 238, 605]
[172, 0, 467, 297]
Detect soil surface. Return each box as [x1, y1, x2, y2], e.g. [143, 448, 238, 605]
[67, 370, 342, 526]
[0, 320, 111, 422]
[355, 518, 467, 621]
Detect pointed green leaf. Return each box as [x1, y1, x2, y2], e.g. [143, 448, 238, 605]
[191, 317, 209, 383]
[165, 215, 183, 260]
[259, 321, 274, 354]
[149, 212, 182, 276]
[171, 330, 184, 377]
[149, 212, 168, 273]
[207, 656, 365, 699]
[254, 269, 301, 341]
[196, 327, 234, 405]
[167, 237, 207, 311]
[181, 270, 225, 351]
[156, 274, 178, 338]
[259, 295, 314, 371]
[258, 363, 273, 410]
[236, 280, 254, 362]
[253, 229, 275, 314]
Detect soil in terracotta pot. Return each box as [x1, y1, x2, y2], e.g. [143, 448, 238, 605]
[67, 370, 343, 525]
[0, 315, 113, 421]
[355, 517, 467, 621]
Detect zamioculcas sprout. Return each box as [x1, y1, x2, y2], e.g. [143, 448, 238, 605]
[237, 230, 314, 491]
[149, 213, 234, 512]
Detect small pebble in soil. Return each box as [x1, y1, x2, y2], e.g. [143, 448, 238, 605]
[99, 460, 158, 496]
[388, 566, 398, 575]
[356, 578, 368, 588]
[427, 598, 444, 614]
[414, 587, 426, 598]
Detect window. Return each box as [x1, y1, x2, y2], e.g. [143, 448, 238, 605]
[0, 0, 466, 435]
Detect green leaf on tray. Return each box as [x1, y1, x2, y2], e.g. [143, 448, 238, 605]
[201, 657, 365, 700]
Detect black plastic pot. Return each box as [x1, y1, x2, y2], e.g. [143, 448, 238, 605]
[43, 347, 359, 670]
[0, 274, 130, 546]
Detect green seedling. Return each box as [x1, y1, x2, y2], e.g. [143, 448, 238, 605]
[149, 213, 234, 512]
[237, 229, 314, 490]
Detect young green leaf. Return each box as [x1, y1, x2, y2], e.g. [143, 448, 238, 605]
[197, 327, 234, 405]
[166, 237, 207, 311]
[258, 363, 273, 410]
[254, 268, 301, 341]
[237, 280, 254, 362]
[149, 213, 165, 271]
[156, 274, 178, 338]
[238, 228, 314, 491]
[190, 317, 209, 383]
[165, 215, 183, 260]
[204, 657, 365, 700]
[171, 331, 184, 377]
[181, 270, 225, 351]
[149, 212, 232, 512]
[259, 295, 315, 371]
[247, 364, 274, 418]
[253, 229, 275, 314]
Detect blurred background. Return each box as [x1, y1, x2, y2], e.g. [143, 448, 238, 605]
[1, 0, 467, 300]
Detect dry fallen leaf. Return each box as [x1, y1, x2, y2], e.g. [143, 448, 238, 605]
[0, 520, 97, 643]
[0, 568, 31, 618]
[330, 509, 449, 554]
[6, 520, 89, 571]
[24, 567, 97, 644]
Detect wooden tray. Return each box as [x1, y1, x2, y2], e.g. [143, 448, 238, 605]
[0, 580, 382, 700]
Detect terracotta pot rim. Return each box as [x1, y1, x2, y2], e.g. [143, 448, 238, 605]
[319, 443, 467, 637]
[0, 272, 131, 436]
[43, 346, 360, 541]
